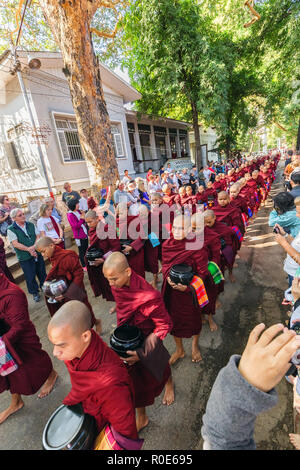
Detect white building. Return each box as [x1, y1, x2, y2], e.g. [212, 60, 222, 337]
[0, 50, 192, 203]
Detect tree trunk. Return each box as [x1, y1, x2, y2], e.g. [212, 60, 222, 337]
[296, 117, 300, 152]
[38, 0, 120, 191]
[191, 100, 203, 168]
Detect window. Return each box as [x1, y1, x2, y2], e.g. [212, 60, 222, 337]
[6, 124, 30, 169]
[54, 117, 84, 162]
[111, 124, 126, 158]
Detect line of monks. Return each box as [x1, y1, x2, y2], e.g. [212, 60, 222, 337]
[0, 152, 280, 449]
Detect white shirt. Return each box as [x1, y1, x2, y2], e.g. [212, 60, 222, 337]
[37, 216, 60, 239]
[79, 197, 89, 212]
[7, 223, 39, 243]
[284, 232, 300, 276]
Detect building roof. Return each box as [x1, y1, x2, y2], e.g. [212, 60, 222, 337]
[0, 50, 142, 104]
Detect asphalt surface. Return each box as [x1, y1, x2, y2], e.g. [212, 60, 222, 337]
[0, 161, 296, 450]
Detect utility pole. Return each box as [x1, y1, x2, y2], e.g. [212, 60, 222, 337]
[10, 49, 54, 198]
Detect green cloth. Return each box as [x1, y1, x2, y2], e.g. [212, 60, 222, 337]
[208, 261, 224, 284]
[8, 222, 37, 262]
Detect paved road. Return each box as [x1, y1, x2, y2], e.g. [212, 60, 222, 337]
[0, 162, 295, 450]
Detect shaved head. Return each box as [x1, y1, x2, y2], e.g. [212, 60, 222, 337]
[48, 300, 92, 337]
[35, 236, 54, 250]
[85, 210, 97, 220]
[103, 251, 129, 274]
[48, 301, 93, 361]
[218, 191, 229, 199]
[203, 209, 215, 219]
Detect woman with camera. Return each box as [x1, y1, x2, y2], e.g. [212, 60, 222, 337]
[269, 192, 300, 238]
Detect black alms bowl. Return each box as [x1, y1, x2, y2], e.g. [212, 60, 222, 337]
[169, 264, 194, 286]
[110, 324, 144, 358]
[42, 404, 97, 450]
[85, 247, 104, 261]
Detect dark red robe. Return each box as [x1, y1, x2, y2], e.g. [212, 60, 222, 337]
[212, 202, 244, 236]
[0, 238, 14, 283]
[85, 224, 121, 301]
[63, 329, 139, 443]
[45, 246, 95, 324]
[111, 271, 172, 408]
[162, 234, 218, 337]
[210, 220, 238, 272]
[0, 274, 53, 395]
[116, 215, 145, 278]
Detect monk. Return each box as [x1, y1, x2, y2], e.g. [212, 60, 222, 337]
[0, 274, 57, 424]
[35, 237, 101, 333]
[138, 205, 159, 288]
[203, 181, 217, 208]
[162, 183, 178, 208]
[48, 301, 143, 448]
[204, 210, 238, 282]
[150, 192, 171, 262]
[115, 203, 145, 279]
[229, 183, 249, 232]
[212, 174, 223, 193]
[195, 185, 208, 206]
[103, 252, 174, 432]
[212, 191, 244, 238]
[162, 215, 218, 362]
[84, 210, 121, 312]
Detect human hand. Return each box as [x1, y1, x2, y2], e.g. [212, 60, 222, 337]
[121, 350, 140, 366]
[28, 246, 37, 257]
[292, 277, 300, 303]
[274, 233, 287, 246]
[53, 238, 62, 245]
[122, 245, 132, 255]
[238, 323, 300, 393]
[54, 295, 64, 302]
[167, 277, 187, 291]
[274, 224, 286, 236]
[93, 258, 104, 266]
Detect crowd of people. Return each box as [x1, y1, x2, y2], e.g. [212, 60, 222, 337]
[1, 149, 300, 451]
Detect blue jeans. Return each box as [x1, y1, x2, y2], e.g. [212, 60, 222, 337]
[20, 254, 47, 295]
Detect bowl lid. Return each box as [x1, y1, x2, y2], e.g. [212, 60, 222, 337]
[43, 405, 84, 449]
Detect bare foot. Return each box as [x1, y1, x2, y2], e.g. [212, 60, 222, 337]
[289, 433, 300, 450]
[233, 263, 238, 268]
[0, 399, 24, 424]
[169, 350, 185, 365]
[136, 415, 149, 433]
[229, 273, 236, 283]
[191, 347, 202, 363]
[150, 280, 158, 290]
[38, 370, 58, 399]
[109, 306, 116, 315]
[215, 299, 221, 309]
[208, 317, 218, 332]
[162, 382, 175, 406]
[94, 319, 102, 335]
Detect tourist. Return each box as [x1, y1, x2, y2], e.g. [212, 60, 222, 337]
[66, 199, 89, 269]
[122, 169, 131, 186]
[44, 196, 63, 224]
[37, 203, 64, 248]
[78, 189, 89, 212]
[269, 192, 300, 238]
[62, 182, 80, 208]
[0, 195, 13, 238]
[7, 208, 46, 302]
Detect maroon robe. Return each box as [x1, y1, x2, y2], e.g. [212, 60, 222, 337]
[0, 274, 53, 395]
[45, 246, 96, 324]
[0, 238, 14, 283]
[63, 329, 140, 443]
[210, 220, 238, 271]
[162, 234, 218, 337]
[212, 202, 244, 236]
[111, 271, 172, 408]
[204, 226, 224, 294]
[85, 224, 121, 301]
[212, 181, 223, 193]
[116, 215, 145, 278]
[141, 214, 159, 275]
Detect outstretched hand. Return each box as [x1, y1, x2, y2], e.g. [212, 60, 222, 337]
[238, 323, 300, 393]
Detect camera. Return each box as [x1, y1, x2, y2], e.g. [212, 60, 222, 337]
[273, 227, 280, 234]
[290, 321, 300, 368]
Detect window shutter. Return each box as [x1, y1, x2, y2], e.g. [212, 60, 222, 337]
[57, 131, 71, 161]
[113, 133, 125, 157]
[4, 141, 22, 169]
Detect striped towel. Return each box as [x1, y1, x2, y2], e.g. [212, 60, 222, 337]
[190, 275, 209, 308]
[0, 337, 18, 376]
[232, 226, 243, 243]
[241, 212, 248, 228]
[247, 207, 253, 218]
[207, 261, 224, 285]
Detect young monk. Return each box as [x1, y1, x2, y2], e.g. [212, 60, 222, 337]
[162, 215, 218, 361]
[0, 273, 57, 424]
[84, 210, 121, 312]
[35, 237, 101, 333]
[48, 301, 143, 449]
[138, 205, 159, 289]
[195, 185, 208, 206]
[103, 252, 174, 432]
[212, 191, 244, 238]
[229, 183, 249, 232]
[212, 174, 223, 193]
[203, 181, 218, 208]
[115, 203, 145, 279]
[204, 210, 238, 283]
[162, 183, 178, 207]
